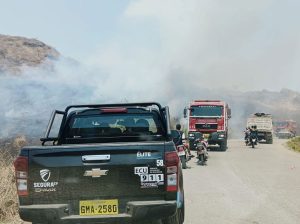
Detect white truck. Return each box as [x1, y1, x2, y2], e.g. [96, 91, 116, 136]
[247, 113, 273, 144]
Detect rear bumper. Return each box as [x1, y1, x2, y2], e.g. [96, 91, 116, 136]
[19, 200, 177, 224]
[208, 132, 226, 145]
[257, 132, 272, 141]
[188, 131, 226, 148]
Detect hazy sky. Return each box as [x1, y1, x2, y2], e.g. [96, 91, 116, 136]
[1, 0, 300, 137]
[1, 0, 300, 91]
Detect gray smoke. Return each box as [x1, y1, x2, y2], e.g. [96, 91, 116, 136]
[1, 59, 299, 139]
[0, 58, 180, 138]
[121, 0, 300, 91]
[1, 0, 300, 138]
[0, 60, 95, 137]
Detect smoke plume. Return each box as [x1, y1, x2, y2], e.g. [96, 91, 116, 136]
[1, 0, 300, 138]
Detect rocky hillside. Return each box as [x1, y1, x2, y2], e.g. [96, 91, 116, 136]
[0, 34, 59, 74]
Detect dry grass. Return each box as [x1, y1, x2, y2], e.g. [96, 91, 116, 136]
[0, 137, 29, 224]
[287, 137, 300, 152]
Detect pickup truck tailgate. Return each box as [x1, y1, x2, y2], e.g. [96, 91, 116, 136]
[27, 142, 166, 214]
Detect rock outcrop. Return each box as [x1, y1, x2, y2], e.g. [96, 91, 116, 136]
[0, 34, 60, 74]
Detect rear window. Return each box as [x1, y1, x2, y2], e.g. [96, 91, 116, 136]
[64, 113, 165, 143]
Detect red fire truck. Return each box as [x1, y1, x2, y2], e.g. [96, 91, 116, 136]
[184, 100, 231, 151]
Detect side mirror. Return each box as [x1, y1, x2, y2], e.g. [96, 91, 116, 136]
[228, 108, 232, 119]
[183, 108, 188, 118]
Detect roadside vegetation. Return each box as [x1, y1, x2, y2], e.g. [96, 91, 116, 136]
[287, 137, 300, 152]
[0, 136, 28, 224]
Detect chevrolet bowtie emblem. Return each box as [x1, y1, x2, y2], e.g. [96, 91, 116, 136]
[84, 168, 109, 178]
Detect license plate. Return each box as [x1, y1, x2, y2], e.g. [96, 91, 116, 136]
[203, 134, 210, 139]
[79, 199, 118, 216]
[178, 151, 185, 156]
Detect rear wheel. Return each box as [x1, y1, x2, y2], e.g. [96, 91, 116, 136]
[266, 137, 273, 144]
[199, 154, 205, 165]
[162, 206, 184, 224]
[220, 140, 227, 151]
[163, 175, 185, 224]
[180, 156, 187, 169]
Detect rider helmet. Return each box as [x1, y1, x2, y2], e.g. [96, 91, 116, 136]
[176, 124, 181, 130]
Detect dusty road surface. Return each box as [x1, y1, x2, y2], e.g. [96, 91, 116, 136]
[183, 139, 300, 224]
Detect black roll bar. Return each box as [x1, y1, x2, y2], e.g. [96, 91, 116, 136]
[41, 102, 170, 145]
[40, 110, 65, 145]
[56, 102, 165, 145]
[64, 102, 162, 114]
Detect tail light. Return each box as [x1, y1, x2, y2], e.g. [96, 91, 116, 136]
[165, 151, 179, 192]
[100, 108, 127, 113]
[14, 156, 28, 196]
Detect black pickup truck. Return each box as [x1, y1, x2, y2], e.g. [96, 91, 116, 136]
[14, 102, 185, 224]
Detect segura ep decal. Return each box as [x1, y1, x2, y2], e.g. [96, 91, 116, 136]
[33, 169, 58, 193]
[40, 169, 51, 182]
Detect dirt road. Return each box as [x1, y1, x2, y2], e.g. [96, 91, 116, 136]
[183, 139, 300, 224]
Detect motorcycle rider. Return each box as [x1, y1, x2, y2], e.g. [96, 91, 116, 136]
[175, 124, 194, 158]
[251, 125, 258, 136]
[244, 127, 251, 145]
[250, 125, 258, 144]
[245, 127, 250, 139]
[194, 132, 208, 164]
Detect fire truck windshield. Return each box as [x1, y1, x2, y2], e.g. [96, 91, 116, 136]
[190, 105, 223, 117]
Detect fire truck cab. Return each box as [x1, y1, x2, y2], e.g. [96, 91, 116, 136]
[184, 100, 231, 151]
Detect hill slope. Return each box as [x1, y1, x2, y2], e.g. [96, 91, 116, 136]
[0, 34, 59, 74]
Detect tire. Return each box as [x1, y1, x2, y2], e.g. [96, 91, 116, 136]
[220, 140, 227, 151]
[162, 206, 184, 224]
[163, 173, 185, 224]
[251, 142, 255, 148]
[180, 156, 187, 169]
[199, 154, 205, 165]
[245, 139, 250, 146]
[267, 138, 273, 144]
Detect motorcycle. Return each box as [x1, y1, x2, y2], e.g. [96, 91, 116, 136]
[193, 132, 208, 165]
[245, 135, 249, 146]
[249, 132, 257, 148]
[245, 129, 258, 148]
[176, 144, 189, 169]
[171, 129, 190, 169]
[244, 129, 250, 146]
[245, 138, 249, 146]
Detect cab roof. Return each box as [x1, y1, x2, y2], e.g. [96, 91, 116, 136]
[190, 100, 226, 106]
